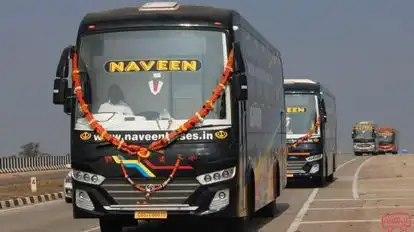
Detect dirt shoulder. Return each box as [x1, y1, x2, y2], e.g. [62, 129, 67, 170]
[0, 170, 68, 201]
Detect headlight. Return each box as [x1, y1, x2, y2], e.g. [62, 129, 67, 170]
[196, 167, 236, 185]
[306, 154, 323, 162]
[72, 170, 105, 185]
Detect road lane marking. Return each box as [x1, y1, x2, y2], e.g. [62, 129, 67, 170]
[308, 205, 414, 210]
[336, 157, 358, 171]
[352, 157, 374, 199]
[286, 156, 369, 231]
[82, 226, 99, 232]
[286, 188, 319, 232]
[359, 189, 414, 192]
[301, 219, 414, 224]
[301, 219, 381, 224]
[313, 197, 412, 201]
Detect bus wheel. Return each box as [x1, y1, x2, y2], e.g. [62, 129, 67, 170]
[224, 176, 254, 232]
[99, 217, 123, 232]
[259, 165, 279, 218]
[354, 152, 361, 156]
[313, 159, 326, 187]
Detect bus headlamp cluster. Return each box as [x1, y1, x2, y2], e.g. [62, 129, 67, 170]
[196, 167, 236, 185]
[305, 154, 323, 162]
[72, 170, 105, 185]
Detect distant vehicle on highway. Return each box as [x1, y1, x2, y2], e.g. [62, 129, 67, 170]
[63, 164, 72, 203]
[400, 149, 408, 154]
[352, 121, 378, 156]
[377, 127, 398, 155]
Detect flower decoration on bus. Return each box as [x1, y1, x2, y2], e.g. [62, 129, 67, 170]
[71, 49, 234, 200]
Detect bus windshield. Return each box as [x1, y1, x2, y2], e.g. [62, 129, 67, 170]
[74, 29, 230, 131]
[353, 129, 375, 141]
[285, 94, 319, 136]
[378, 133, 394, 144]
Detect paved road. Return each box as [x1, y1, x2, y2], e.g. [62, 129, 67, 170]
[1, 154, 413, 232]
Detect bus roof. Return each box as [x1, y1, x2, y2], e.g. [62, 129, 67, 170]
[284, 79, 318, 84]
[284, 79, 321, 93]
[80, 2, 234, 28]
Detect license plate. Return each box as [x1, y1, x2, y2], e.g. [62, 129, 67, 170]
[134, 211, 167, 219]
[287, 173, 294, 177]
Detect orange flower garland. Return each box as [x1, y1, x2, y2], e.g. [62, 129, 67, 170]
[71, 49, 234, 195]
[289, 116, 321, 149]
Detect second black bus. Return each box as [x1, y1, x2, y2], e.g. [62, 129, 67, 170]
[284, 79, 337, 186]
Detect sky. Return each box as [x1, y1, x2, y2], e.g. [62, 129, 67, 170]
[0, 0, 413, 156]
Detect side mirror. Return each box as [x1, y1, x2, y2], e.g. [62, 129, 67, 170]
[53, 78, 68, 105]
[231, 42, 248, 101]
[56, 45, 74, 78]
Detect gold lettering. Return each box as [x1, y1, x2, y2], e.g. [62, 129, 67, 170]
[182, 60, 197, 71]
[109, 62, 124, 72]
[139, 61, 155, 71]
[157, 60, 168, 71]
[169, 60, 181, 71]
[287, 107, 306, 113]
[125, 61, 140, 72]
[105, 59, 201, 72]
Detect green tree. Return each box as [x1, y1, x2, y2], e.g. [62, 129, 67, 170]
[18, 142, 41, 157]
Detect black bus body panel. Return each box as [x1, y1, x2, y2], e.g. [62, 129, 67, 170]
[284, 82, 337, 180]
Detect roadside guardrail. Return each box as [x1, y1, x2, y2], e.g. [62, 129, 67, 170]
[0, 155, 70, 173]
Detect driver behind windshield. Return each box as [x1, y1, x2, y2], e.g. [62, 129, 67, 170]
[98, 84, 134, 115]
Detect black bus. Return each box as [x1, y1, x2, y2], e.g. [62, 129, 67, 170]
[52, 2, 287, 231]
[284, 79, 337, 186]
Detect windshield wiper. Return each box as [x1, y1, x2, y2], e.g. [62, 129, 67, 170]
[193, 124, 231, 129]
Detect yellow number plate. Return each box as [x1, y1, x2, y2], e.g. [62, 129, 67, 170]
[287, 173, 294, 177]
[134, 211, 168, 219]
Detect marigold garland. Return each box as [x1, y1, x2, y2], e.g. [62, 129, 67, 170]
[71, 49, 234, 195]
[289, 116, 321, 149]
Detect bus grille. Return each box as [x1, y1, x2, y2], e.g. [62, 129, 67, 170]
[287, 161, 307, 173]
[101, 178, 200, 205]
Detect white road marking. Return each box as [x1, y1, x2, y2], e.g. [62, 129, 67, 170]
[308, 205, 414, 210]
[82, 226, 99, 232]
[301, 219, 414, 224]
[286, 157, 359, 232]
[286, 188, 319, 232]
[301, 219, 381, 224]
[336, 157, 358, 171]
[352, 157, 374, 199]
[313, 197, 412, 201]
[359, 189, 414, 192]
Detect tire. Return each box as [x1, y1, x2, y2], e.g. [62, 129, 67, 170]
[223, 175, 254, 232]
[99, 218, 123, 232]
[65, 197, 72, 203]
[326, 154, 335, 182]
[260, 165, 279, 218]
[354, 152, 361, 156]
[314, 158, 326, 187]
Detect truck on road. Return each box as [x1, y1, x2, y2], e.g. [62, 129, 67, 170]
[52, 2, 287, 231]
[352, 121, 378, 156]
[377, 127, 398, 155]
